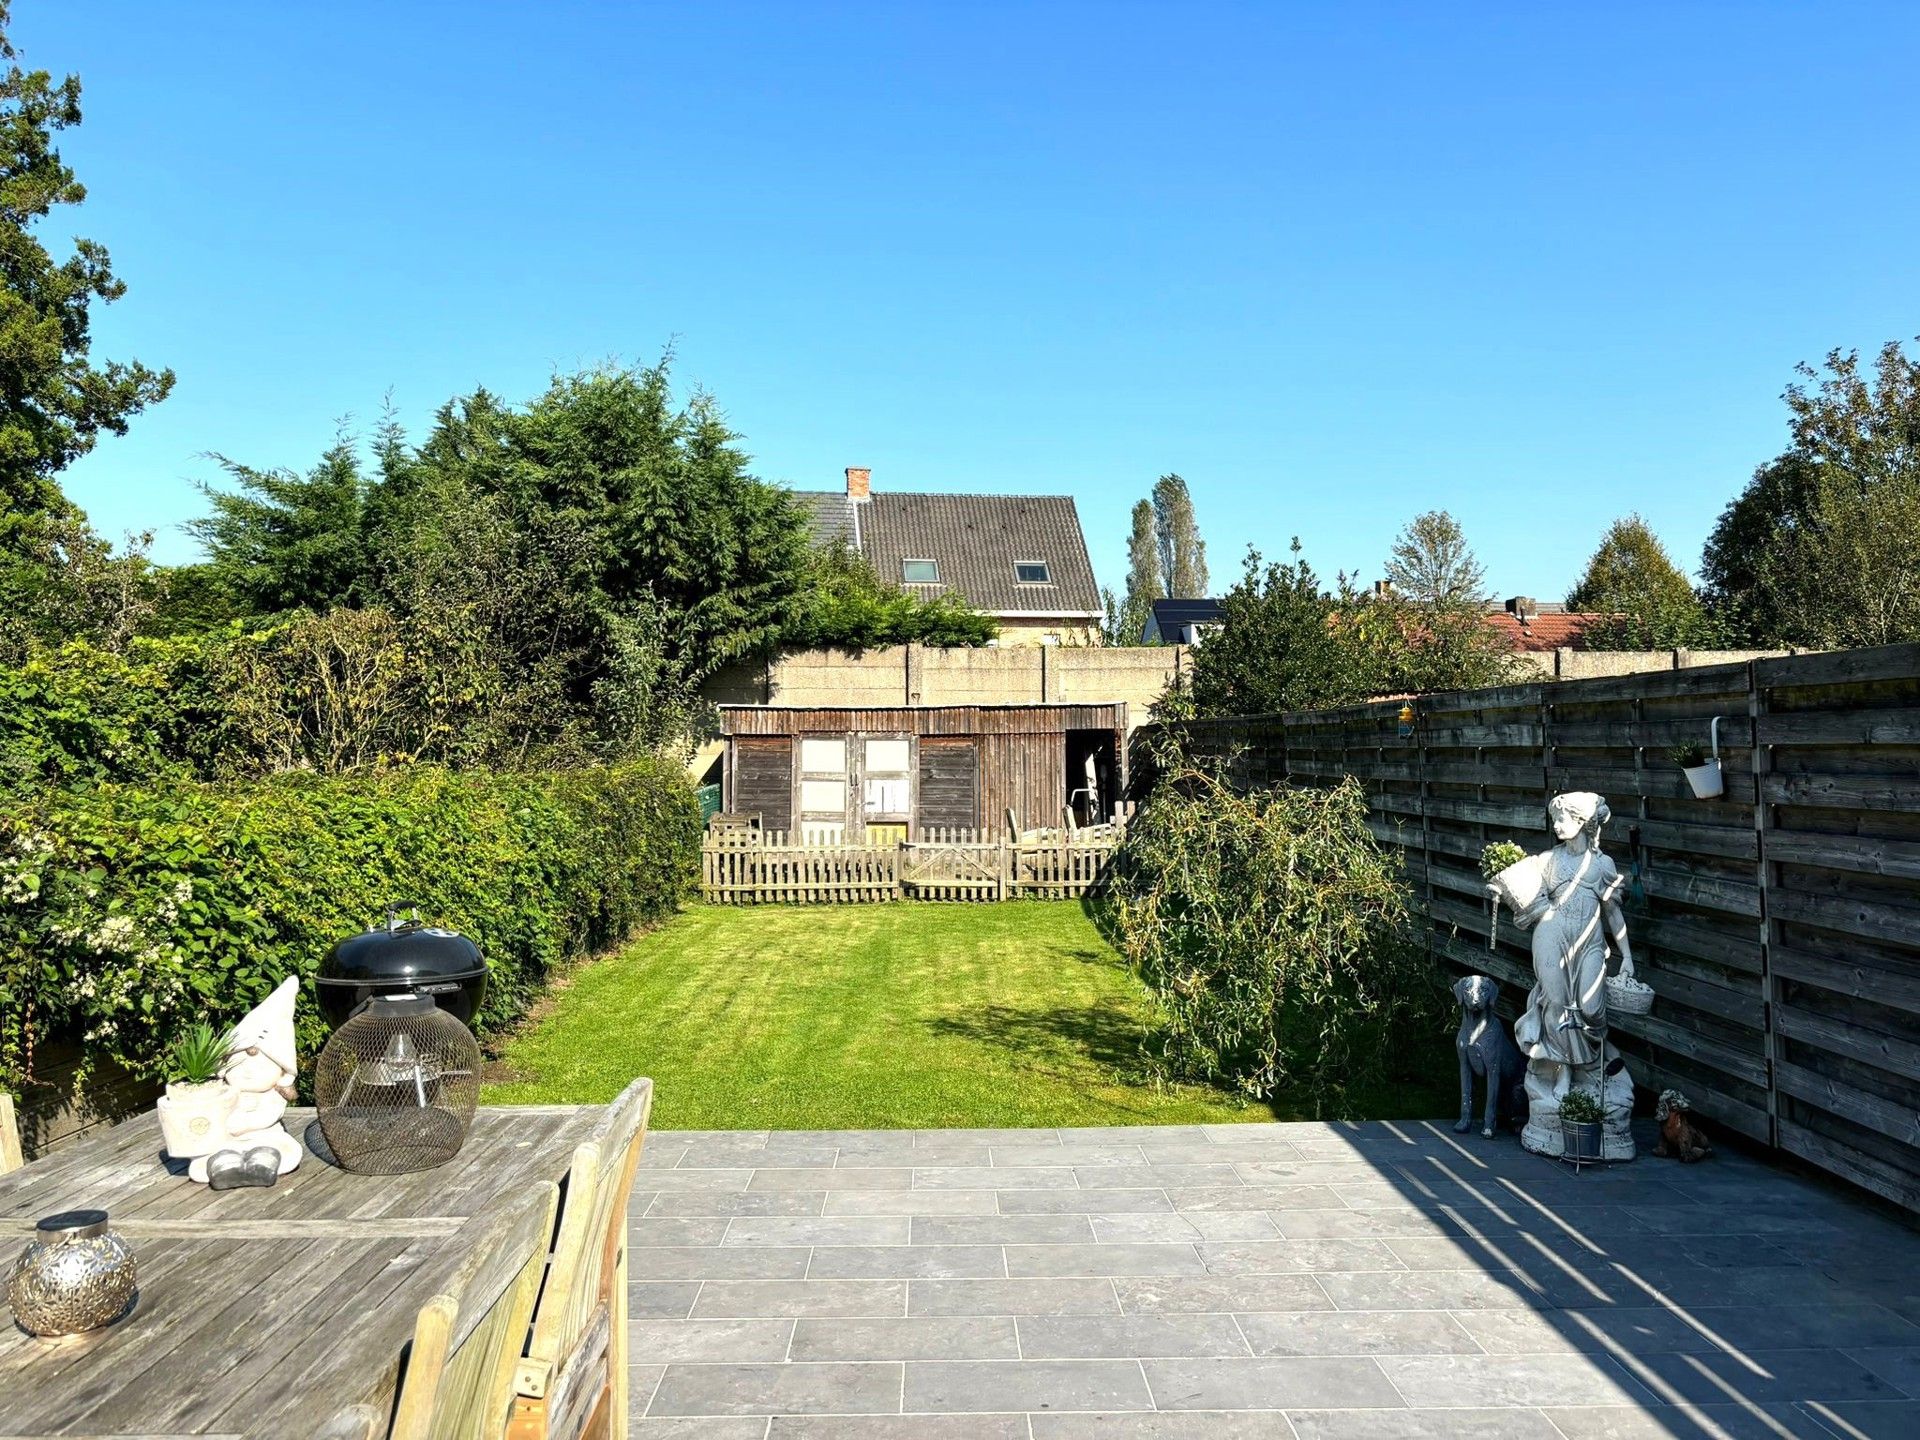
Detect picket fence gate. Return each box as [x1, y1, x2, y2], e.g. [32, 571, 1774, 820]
[701, 820, 1127, 904]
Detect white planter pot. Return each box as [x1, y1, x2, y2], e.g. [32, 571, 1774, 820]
[1682, 760, 1724, 799]
[157, 1081, 232, 1159]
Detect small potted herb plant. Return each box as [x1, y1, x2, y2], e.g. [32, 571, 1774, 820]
[1670, 741, 1723, 799]
[1557, 1087, 1606, 1163]
[156, 1022, 234, 1160]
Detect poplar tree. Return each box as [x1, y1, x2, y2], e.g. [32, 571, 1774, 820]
[1384, 510, 1488, 605]
[1152, 474, 1208, 597]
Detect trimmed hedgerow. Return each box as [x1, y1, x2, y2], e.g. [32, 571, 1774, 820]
[1106, 756, 1441, 1116]
[0, 758, 700, 1090]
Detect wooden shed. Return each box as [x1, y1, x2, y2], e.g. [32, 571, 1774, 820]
[719, 703, 1127, 843]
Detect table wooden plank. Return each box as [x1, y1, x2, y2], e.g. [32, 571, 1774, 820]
[0, 1103, 603, 1438]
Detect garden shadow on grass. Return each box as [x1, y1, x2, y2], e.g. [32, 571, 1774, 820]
[923, 1001, 1156, 1077]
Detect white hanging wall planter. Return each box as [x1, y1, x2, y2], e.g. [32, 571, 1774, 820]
[1680, 716, 1728, 799]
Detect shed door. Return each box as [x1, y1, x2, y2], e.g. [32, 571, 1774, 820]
[732, 737, 793, 833]
[917, 737, 978, 832]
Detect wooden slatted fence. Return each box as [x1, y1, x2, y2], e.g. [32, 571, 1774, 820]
[1135, 643, 1920, 1213]
[702, 822, 1128, 904]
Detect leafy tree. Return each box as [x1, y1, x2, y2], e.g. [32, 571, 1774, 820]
[1700, 451, 1822, 645]
[188, 436, 371, 615]
[1107, 498, 1164, 644]
[1187, 541, 1518, 717]
[1566, 515, 1710, 648]
[1769, 342, 1920, 647]
[1384, 510, 1488, 606]
[0, 3, 173, 653]
[785, 542, 997, 650]
[1152, 474, 1208, 597]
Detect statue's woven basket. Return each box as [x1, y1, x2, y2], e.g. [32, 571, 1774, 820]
[1606, 976, 1655, 1015]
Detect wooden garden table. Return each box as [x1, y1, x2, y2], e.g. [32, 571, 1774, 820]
[0, 1104, 603, 1439]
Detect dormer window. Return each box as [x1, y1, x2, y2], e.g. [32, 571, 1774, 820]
[1014, 561, 1051, 584]
[901, 559, 940, 584]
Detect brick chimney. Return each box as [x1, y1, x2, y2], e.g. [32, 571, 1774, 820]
[1506, 596, 1538, 620]
[845, 466, 871, 502]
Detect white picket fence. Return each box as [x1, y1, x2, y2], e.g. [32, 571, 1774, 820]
[701, 821, 1128, 904]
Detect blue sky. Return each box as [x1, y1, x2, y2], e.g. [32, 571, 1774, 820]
[26, 1, 1920, 601]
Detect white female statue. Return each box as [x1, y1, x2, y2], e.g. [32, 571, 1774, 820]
[1504, 792, 1637, 1160]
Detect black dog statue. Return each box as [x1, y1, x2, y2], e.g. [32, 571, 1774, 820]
[1453, 974, 1527, 1137]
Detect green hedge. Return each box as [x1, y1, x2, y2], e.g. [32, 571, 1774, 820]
[0, 758, 701, 1089]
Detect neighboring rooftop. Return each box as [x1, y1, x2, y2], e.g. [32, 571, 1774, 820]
[789, 467, 1103, 620]
[1143, 596, 1225, 644]
[1486, 594, 1605, 652]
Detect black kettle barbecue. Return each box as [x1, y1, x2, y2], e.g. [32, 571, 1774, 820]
[315, 901, 487, 1030]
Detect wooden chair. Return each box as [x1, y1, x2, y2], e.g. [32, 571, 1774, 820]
[0, 1092, 23, 1175]
[508, 1079, 653, 1440]
[391, 1180, 560, 1440]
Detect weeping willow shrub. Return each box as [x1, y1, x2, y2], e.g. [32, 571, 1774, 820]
[1107, 759, 1440, 1115]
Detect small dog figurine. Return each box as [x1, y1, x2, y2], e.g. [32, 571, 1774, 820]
[1454, 974, 1526, 1137]
[1653, 1089, 1713, 1162]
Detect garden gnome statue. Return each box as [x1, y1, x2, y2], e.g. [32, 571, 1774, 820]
[1502, 793, 1637, 1161]
[186, 976, 305, 1185]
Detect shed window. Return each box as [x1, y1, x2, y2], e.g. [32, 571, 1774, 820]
[863, 737, 912, 820]
[1014, 561, 1052, 584]
[901, 559, 940, 584]
[800, 739, 847, 773]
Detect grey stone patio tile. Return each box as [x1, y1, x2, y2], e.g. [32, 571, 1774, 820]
[1091, 1212, 1278, 1244]
[1849, 1346, 1920, 1396]
[990, 1143, 1145, 1167]
[1379, 1352, 1654, 1408]
[1235, 1160, 1403, 1185]
[998, 1188, 1174, 1214]
[1616, 1346, 1911, 1404]
[647, 1361, 902, 1417]
[1621, 1204, 1846, 1237]
[1541, 1402, 1838, 1439]
[1030, 1416, 1293, 1439]
[633, 1246, 812, 1281]
[1636, 1304, 1920, 1353]
[1316, 1268, 1538, 1311]
[825, 1191, 998, 1216]
[913, 1166, 1077, 1189]
[631, 1419, 771, 1440]
[692, 1280, 908, 1318]
[1272, 1209, 1469, 1240]
[1384, 1234, 1600, 1272]
[1236, 1310, 1480, 1357]
[649, 1168, 755, 1192]
[1131, 1140, 1304, 1164]
[903, 1359, 1154, 1413]
[807, 1245, 1006, 1280]
[630, 1281, 705, 1318]
[638, 1142, 689, 1169]
[1167, 1185, 1344, 1211]
[752, 1167, 914, 1191]
[629, 1318, 796, 1362]
[647, 1190, 827, 1217]
[661, 1130, 772, 1143]
[770, 1418, 1028, 1439]
[1114, 1274, 1333, 1314]
[1016, 1313, 1250, 1359]
[678, 1138, 842, 1168]
[1143, 1355, 1402, 1409]
[911, 1214, 1094, 1245]
[788, 1315, 1020, 1361]
[1286, 1410, 1563, 1440]
[1197, 1239, 1407, 1275]
[1077, 1163, 1245, 1188]
[1053, 1125, 1213, 1143]
[915, 1127, 1059, 1145]
[723, 1216, 910, 1247]
[631, 1218, 733, 1247]
[908, 1278, 1121, 1316]
[1005, 1243, 1206, 1278]
[1450, 1305, 1719, 1355]
[1793, 1401, 1920, 1439]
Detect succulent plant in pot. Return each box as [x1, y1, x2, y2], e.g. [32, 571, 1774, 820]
[156, 1022, 235, 1160]
[1557, 1087, 1606, 1162]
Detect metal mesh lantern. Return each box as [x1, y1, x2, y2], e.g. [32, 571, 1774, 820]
[314, 995, 480, 1174]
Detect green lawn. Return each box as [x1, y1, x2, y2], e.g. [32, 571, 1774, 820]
[482, 902, 1452, 1129]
